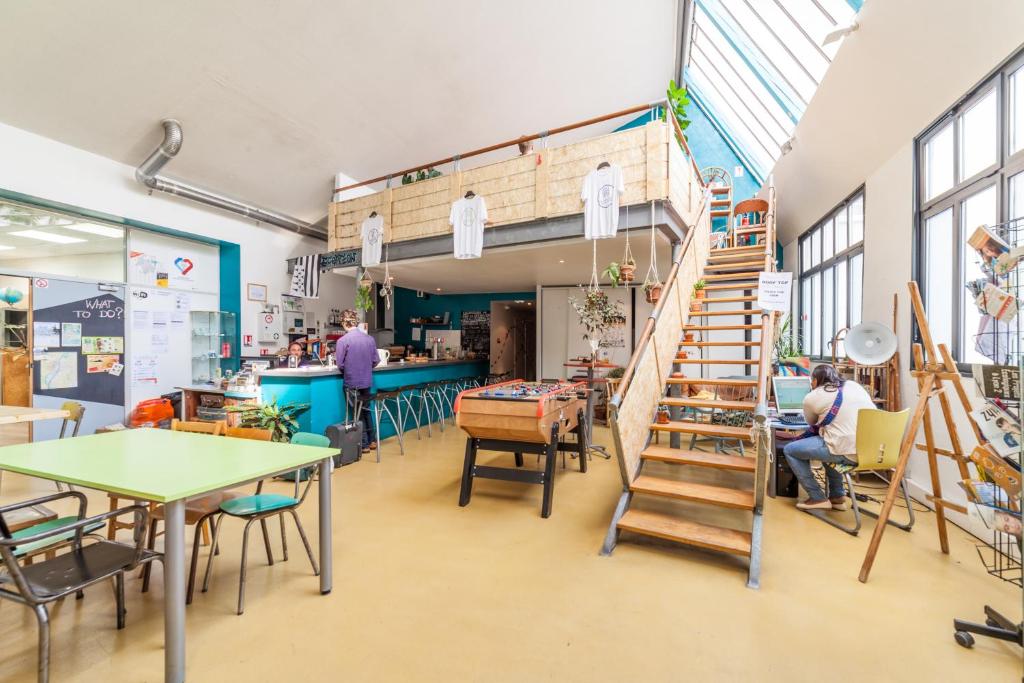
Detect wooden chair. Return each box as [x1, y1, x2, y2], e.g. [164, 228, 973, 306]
[732, 198, 769, 247]
[170, 418, 225, 435]
[141, 423, 271, 604]
[54, 401, 86, 493]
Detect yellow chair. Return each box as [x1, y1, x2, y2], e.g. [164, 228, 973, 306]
[810, 408, 916, 536]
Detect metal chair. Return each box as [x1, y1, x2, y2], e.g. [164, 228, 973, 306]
[201, 432, 325, 615]
[141, 426, 272, 604]
[0, 492, 160, 683]
[806, 409, 915, 536]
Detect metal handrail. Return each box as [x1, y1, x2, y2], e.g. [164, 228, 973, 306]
[610, 189, 711, 407]
[333, 98, 706, 195]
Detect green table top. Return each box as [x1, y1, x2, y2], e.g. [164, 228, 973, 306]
[0, 428, 337, 503]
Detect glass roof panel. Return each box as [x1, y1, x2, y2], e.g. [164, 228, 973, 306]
[686, 0, 857, 179]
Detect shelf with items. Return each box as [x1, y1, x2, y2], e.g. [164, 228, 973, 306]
[190, 310, 238, 384]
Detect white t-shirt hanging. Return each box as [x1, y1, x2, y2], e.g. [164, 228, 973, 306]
[361, 214, 384, 267]
[449, 194, 488, 259]
[581, 164, 625, 239]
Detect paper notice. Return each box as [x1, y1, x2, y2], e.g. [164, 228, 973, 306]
[39, 351, 77, 389]
[33, 322, 61, 348]
[132, 310, 150, 331]
[131, 355, 158, 384]
[151, 332, 170, 353]
[61, 323, 82, 347]
[170, 312, 187, 329]
[756, 272, 793, 312]
[86, 354, 120, 374]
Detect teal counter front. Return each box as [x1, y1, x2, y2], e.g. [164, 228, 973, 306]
[258, 360, 487, 439]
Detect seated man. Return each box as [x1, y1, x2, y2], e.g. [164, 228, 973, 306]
[783, 364, 876, 511]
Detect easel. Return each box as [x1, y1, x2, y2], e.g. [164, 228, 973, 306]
[859, 281, 978, 583]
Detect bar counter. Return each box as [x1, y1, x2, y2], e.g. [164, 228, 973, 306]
[258, 359, 487, 438]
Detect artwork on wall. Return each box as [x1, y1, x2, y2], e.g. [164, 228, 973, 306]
[247, 283, 268, 302]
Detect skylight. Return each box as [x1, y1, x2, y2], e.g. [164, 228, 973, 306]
[687, 0, 860, 179]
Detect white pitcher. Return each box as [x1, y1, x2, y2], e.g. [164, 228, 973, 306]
[377, 348, 391, 365]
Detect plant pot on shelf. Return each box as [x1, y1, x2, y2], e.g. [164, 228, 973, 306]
[656, 406, 672, 424]
[683, 332, 695, 342]
[690, 300, 702, 312]
[694, 289, 706, 299]
[644, 283, 663, 304]
[677, 351, 688, 359]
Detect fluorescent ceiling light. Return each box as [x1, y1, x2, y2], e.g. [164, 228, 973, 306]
[8, 230, 85, 244]
[66, 223, 123, 238]
[0, 245, 14, 251]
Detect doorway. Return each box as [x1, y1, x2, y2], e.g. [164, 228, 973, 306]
[490, 301, 536, 382]
[0, 275, 31, 445]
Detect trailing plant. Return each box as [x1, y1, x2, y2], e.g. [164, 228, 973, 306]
[568, 287, 626, 341]
[355, 284, 375, 312]
[401, 167, 443, 185]
[229, 399, 310, 443]
[773, 314, 803, 360]
[661, 79, 691, 136]
[602, 261, 623, 288]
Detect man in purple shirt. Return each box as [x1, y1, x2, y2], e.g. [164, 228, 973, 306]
[335, 310, 380, 450]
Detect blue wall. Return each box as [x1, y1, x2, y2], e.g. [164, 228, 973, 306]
[393, 287, 535, 350]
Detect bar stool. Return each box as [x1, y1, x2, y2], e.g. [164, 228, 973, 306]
[397, 384, 424, 440]
[369, 389, 405, 462]
[419, 382, 448, 432]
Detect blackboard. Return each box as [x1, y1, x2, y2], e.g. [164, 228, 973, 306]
[461, 310, 490, 357]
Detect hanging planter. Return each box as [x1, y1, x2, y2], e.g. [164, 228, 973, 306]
[620, 259, 636, 283]
[644, 282, 663, 304]
[642, 199, 662, 305]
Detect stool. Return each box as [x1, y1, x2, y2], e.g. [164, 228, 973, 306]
[420, 382, 448, 432]
[397, 384, 424, 440]
[370, 389, 405, 462]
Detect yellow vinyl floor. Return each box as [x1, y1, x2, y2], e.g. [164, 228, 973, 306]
[0, 425, 1020, 682]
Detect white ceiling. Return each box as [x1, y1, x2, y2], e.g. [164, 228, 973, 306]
[0, 0, 680, 223]
[345, 231, 674, 294]
[768, 0, 1024, 244]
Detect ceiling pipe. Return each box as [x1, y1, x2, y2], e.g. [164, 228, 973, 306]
[135, 119, 326, 240]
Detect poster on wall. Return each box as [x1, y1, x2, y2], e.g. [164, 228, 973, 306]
[32, 279, 126, 440]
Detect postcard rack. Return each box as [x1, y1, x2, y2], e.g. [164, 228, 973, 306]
[953, 216, 1023, 650]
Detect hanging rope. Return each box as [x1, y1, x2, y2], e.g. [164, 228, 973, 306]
[622, 203, 633, 288]
[589, 239, 600, 292]
[643, 200, 661, 287]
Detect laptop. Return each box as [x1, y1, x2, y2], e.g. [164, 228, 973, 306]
[772, 376, 812, 425]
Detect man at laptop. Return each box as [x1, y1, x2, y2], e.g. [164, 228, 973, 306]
[782, 365, 876, 511]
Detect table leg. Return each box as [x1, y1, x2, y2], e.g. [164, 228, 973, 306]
[163, 499, 186, 683]
[318, 457, 333, 595]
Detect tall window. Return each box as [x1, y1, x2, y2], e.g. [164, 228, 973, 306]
[916, 49, 1024, 366]
[798, 190, 864, 359]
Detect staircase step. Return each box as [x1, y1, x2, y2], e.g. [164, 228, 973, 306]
[734, 222, 766, 229]
[674, 358, 758, 365]
[688, 308, 761, 317]
[617, 509, 752, 556]
[709, 245, 761, 255]
[682, 324, 761, 331]
[703, 271, 761, 282]
[666, 377, 756, 387]
[641, 444, 756, 471]
[709, 186, 732, 194]
[710, 209, 731, 217]
[631, 475, 755, 509]
[679, 341, 761, 347]
[705, 260, 764, 271]
[700, 296, 758, 304]
[703, 282, 758, 292]
[650, 421, 754, 444]
[660, 397, 757, 411]
[711, 198, 731, 206]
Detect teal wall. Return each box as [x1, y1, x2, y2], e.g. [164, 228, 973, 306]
[218, 241, 242, 372]
[393, 287, 535, 350]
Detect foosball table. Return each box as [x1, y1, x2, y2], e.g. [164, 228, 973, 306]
[454, 380, 588, 517]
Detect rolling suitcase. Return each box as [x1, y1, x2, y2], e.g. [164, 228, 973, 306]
[326, 421, 363, 466]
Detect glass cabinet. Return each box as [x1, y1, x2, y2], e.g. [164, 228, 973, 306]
[190, 310, 238, 384]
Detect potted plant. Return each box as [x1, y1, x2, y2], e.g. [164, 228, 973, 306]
[683, 331, 695, 342]
[355, 284, 374, 313]
[230, 399, 310, 442]
[690, 298, 702, 313]
[643, 281, 663, 304]
[676, 350, 688, 360]
[772, 314, 804, 371]
[602, 261, 623, 288]
[568, 287, 626, 357]
[693, 279, 707, 299]
[620, 258, 636, 283]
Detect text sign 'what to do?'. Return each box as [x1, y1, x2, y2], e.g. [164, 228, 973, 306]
[756, 272, 792, 313]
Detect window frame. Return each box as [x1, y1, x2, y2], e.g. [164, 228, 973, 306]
[798, 186, 866, 361]
[913, 47, 1024, 370]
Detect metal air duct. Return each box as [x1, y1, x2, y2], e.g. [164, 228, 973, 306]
[135, 119, 325, 240]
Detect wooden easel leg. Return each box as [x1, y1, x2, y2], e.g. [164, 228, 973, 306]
[913, 344, 950, 555]
[859, 373, 936, 583]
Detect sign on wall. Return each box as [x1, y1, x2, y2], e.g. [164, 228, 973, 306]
[127, 230, 219, 293]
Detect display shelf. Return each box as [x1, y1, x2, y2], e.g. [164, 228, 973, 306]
[190, 310, 238, 384]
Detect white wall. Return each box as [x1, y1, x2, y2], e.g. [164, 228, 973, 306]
[773, 3, 1024, 538]
[0, 251, 124, 282]
[0, 121, 354, 354]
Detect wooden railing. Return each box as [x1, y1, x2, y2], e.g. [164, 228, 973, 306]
[327, 102, 706, 252]
[608, 190, 712, 485]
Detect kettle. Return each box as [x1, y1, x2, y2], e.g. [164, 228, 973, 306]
[377, 348, 391, 365]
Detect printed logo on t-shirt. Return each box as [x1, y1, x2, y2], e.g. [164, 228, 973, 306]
[366, 226, 381, 245]
[598, 184, 614, 208]
[462, 208, 477, 227]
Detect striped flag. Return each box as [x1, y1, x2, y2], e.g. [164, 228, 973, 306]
[289, 253, 322, 299]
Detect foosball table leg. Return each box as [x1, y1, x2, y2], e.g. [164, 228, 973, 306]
[514, 452, 524, 467]
[576, 409, 587, 473]
[540, 422, 560, 518]
[459, 438, 478, 507]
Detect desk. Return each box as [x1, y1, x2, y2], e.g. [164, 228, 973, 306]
[0, 428, 337, 683]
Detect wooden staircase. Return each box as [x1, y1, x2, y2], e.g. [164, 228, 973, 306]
[603, 182, 777, 589]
